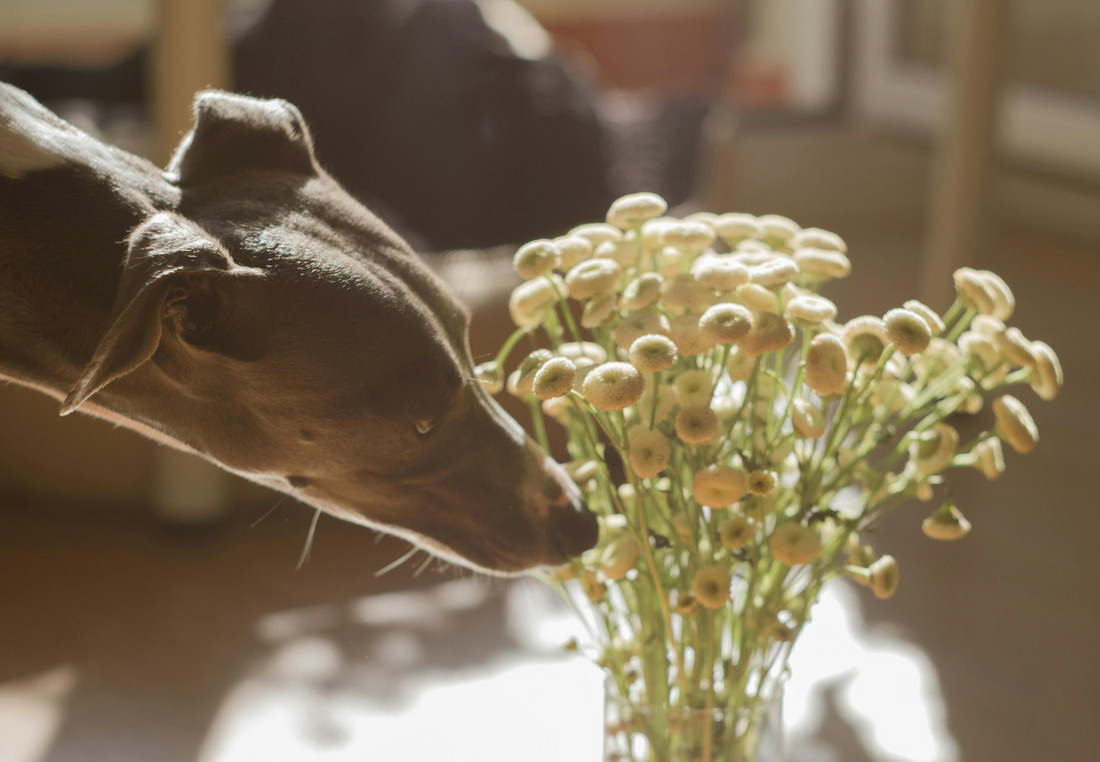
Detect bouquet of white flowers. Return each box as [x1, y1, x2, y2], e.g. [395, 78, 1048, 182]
[478, 194, 1063, 761]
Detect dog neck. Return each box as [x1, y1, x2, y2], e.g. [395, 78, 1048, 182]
[0, 84, 178, 396]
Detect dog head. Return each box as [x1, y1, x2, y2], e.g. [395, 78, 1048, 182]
[61, 91, 597, 573]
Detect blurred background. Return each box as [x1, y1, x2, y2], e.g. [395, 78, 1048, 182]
[1, 1, 1097, 760]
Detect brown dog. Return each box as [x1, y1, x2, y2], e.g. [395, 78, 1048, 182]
[0, 83, 597, 574]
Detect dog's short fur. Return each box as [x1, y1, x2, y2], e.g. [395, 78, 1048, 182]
[0, 83, 597, 573]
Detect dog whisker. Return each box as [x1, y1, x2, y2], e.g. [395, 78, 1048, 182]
[373, 544, 418, 577]
[251, 495, 287, 528]
[413, 553, 436, 577]
[296, 508, 322, 571]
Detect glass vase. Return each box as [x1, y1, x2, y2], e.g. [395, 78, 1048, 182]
[603, 678, 783, 762]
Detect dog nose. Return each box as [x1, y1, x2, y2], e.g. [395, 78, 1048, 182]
[549, 499, 599, 559]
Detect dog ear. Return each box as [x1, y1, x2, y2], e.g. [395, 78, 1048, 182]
[166, 90, 318, 185]
[60, 212, 259, 415]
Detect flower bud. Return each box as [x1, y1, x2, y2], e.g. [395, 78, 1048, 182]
[675, 593, 701, 617]
[993, 395, 1039, 454]
[913, 337, 963, 379]
[953, 268, 998, 315]
[922, 499, 971, 540]
[614, 307, 670, 351]
[958, 330, 1007, 387]
[805, 333, 849, 396]
[770, 522, 821, 566]
[699, 302, 753, 344]
[514, 349, 554, 393]
[675, 402, 719, 444]
[627, 425, 671, 479]
[606, 192, 667, 229]
[884, 308, 932, 356]
[719, 514, 753, 549]
[565, 258, 621, 300]
[621, 272, 663, 310]
[513, 239, 560, 279]
[673, 369, 714, 405]
[979, 270, 1015, 320]
[558, 342, 607, 364]
[569, 222, 623, 248]
[629, 334, 678, 372]
[756, 214, 800, 252]
[734, 282, 781, 314]
[692, 565, 732, 609]
[595, 237, 637, 267]
[533, 357, 577, 400]
[662, 220, 717, 252]
[474, 361, 504, 395]
[582, 362, 646, 412]
[869, 555, 899, 599]
[692, 465, 747, 508]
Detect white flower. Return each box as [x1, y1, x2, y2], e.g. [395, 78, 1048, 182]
[692, 465, 747, 508]
[508, 274, 565, 327]
[726, 346, 757, 382]
[747, 469, 776, 496]
[582, 362, 646, 412]
[533, 357, 577, 400]
[884, 308, 932, 356]
[675, 402, 719, 443]
[661, 272, 716, 312]
[569, 222, 623, 248]
[734, 282, 781, 314]
[869, 555, 899, 599]
[594, 237, 637, 267]
[756, 214, 801, 251]
[922, 499, 971, 541]
[581, 292, 618, 328]
[691, 253, 749, 291]
[627, 425, 671, 478]
[903, 300, 945, 334]
[668, 312, 718, 356]
[621, 272, 663, 310]
[1030, 341, 1063, 401]
[565, 257, 621, 299]
[673, 369, 714, 405]
[993, 395, 1039, 454]
[552, 235, 593, 269]
[749, 257, 800, 288]
[791, 227, 847, 253]
[805, 333, 849, 396]
[740, 311, 794, 357]
[514, 349, 554, 393]
[607, 192, 668, 229]
[974, 436, 1005, 480]
[843, 316, 889, 365]
[792, 399, 826, 438]
[979, 270, 1015, 320]
[713, 213, 763, 245]
[909, 422, 959, 474]
[558, 342, 607, 364]
[629, 334, 678, 372]
[614, 307, 670, 351]
[699, 302, 753, 344]
[953, 267, 997, 315]
[770, 523, 821, 565]
[958, 330, 1007, 387]
[719, 514, 753, 549]
[785, 294, 837, 325]
[635, 384, 676, 424]
[600, 534, 640, 579]
[995, 326, 1036, 368]
[661, 220, 717, 251]
[692, 565, 732, 609]
[513, 239, 560, 279]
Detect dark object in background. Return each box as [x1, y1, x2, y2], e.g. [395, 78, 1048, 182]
[2, 0, 615, 251]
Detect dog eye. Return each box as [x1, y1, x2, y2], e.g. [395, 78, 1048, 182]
[414, 416, 443, 438]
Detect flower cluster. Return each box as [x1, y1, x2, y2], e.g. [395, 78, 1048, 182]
[478, 193, 1063, 759]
